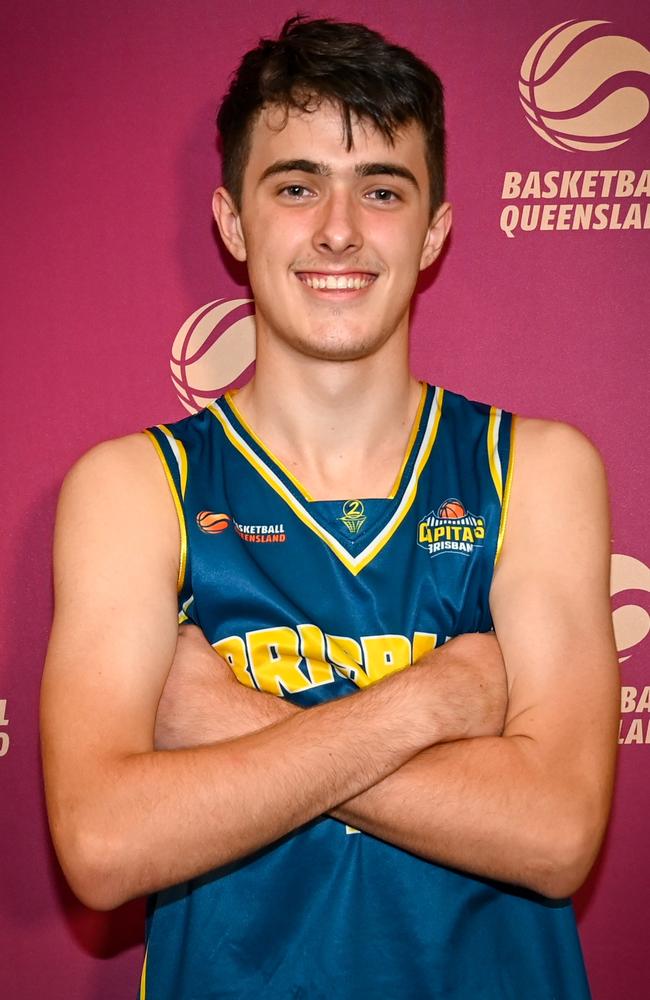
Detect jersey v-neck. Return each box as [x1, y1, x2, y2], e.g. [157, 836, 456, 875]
[207, 383, 444, 575]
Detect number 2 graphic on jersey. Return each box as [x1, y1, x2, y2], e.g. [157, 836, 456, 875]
[339, 499, 367, 535]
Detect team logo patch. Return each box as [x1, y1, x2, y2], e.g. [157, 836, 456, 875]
[417, 499, 485, 557]
[339, 499, 366, 535]
[233, 520, 286, 543]
[196, 511, 230, 534]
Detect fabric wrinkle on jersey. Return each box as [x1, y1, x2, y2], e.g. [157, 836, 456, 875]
[141, 383, 591, 1000]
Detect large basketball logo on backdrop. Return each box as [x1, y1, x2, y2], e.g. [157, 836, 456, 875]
[611, 553, 650, 664]
[0, 700, 9, 758]
[520, 20, 650, 152]
[501, 21, 650, 237]
[611, 553, 650, 747]
[170, 299, 256, 413]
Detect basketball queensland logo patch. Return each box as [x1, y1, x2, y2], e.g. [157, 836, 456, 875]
[196, 511, 231, 534]
[233, 520, 286, 543]
[417, 499, 485, 556]
[196, 510, 286, 542]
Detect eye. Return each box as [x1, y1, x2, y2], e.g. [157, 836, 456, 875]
[279, 184, 313, 200]
[366, 188, 400, 204]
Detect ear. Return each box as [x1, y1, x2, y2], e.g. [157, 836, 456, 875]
[419, 202, 452, 271]
[212, 187, 247, 262]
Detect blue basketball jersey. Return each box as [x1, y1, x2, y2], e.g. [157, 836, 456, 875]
[141, 383, 590, 999]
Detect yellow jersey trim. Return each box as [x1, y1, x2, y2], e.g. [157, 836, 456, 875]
[139, 945, 148, 999]
[178, 594, 194, 625]
[208, 405, 356, 566]
[350, 387, 444, 574]
[495, 415, 517, 565]
[143, 428, 188, 592]
[208, 386, 443, 577]
[225, 391, 315, 502]
[387, 382, 427, 499]
[487, 407, 503, 502]
[158, 424, 188, 499]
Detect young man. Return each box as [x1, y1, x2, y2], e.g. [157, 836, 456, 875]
[42, 17, 619, 999]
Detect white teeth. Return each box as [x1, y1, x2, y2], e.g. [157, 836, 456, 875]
[301, 274, 373, 290]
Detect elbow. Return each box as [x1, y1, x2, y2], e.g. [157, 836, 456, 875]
[71, 872, 130, 913]
[51, 818, 135, 911]
[525, 810, 606, 900]
[528, 857, 588, 901]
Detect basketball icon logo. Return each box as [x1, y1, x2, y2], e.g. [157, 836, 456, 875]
[520, 20, 650, 151]
[170, 299, 256, 413]
[610, 553, 650, 662]
[437, 499, 466, 519]
[196, 511, 231, 534]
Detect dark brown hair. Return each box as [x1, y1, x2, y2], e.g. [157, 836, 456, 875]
[217, 16, 445, 214]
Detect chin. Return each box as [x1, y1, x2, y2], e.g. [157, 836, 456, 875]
[286, 328, 391, 363]
[308, 344, 376, 362]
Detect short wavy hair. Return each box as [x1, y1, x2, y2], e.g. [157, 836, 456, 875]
[217, 16, 445, 215]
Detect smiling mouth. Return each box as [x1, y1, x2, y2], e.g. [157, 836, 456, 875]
[296, 273, 377, 291]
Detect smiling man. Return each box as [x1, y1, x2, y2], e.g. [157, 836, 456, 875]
[219, 105, 440, 368]
[41, 17, 618, 999]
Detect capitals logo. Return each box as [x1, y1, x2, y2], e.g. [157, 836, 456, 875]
[418, 499, 485, 557]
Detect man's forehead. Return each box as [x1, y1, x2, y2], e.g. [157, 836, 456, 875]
[248, 101, 425, 164]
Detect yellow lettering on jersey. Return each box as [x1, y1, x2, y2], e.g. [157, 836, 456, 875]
[474, 523, 485, 539]
[214, 635, 255, 689]
[419, 523, 433, 544]
[246, 626, 311, 696]
[325, 634, 363, 684]
[433, 526, 446, 542]
[412, 631, 439, 661]
[217, 626, 443, 697]
[360, 635, 412, 685]
[297, 624, 335, 687]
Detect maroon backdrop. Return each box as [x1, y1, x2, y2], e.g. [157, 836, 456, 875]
[2, 1, 649, 997]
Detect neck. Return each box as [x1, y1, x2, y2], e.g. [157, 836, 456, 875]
[232, 333, 421, 500]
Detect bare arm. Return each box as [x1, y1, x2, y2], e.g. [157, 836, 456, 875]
[334, 420, 619, 896]
[159, 421, 619, 898]
[41, 435, 505, 911]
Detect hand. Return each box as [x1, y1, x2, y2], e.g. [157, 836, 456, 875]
[413, 633, 508, 743]
[154, 624, 295, 750]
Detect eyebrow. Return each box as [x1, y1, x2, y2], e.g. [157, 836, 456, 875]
[259, 159, 419, 190]
[356, 162, 419, 190]
[260, 159, 331, 181]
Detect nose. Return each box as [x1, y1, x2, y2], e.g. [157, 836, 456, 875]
[312, 188, 362, 256]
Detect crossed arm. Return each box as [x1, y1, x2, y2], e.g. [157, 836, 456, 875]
[340, 419, 619, 892]
[41, 419, 619, 910]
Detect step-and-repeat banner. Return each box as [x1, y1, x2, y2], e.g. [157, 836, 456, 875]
[2, 1, 648, 997]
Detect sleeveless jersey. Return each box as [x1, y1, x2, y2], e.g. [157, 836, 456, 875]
[141, 383, 590, 1000]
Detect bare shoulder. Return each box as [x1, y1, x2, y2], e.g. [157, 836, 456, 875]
[59, 432, 173, 520]
[61, 431, 166, 498]
[495, 416, 611, 584]
[55, 431, 179, 582]
[509, 416, 609, 523]
[514, 417, 606, 488]
[43, 432, 182, 837]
